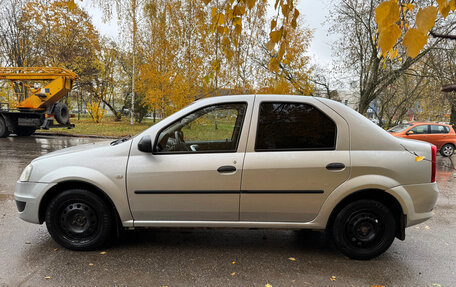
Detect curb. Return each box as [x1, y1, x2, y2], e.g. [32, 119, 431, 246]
[34, 132, 117, 139]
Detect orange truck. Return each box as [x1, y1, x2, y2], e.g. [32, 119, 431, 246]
[0, 67, 78, 137]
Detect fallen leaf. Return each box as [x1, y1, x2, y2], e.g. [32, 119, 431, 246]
[44, 276, 51, 280]
[53, 248, 58, 252]
[89, 263, 94, 266]
[232, 261, 236, 264]
[425, 225, 430, 230]
[231, 272, 236, 276]
[445, 242, 449, 246]
[372, 285, 385, 287]
[100, 251, 107, 255]
[432, 284, 441, 287]
[265, 284, 272, 287]
[330, 276, 336, 281]
[288, 257, 296, 261]
[415, 156, 425, 162]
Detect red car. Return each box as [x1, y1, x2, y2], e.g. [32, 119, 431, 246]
[388, 122, 456, 157]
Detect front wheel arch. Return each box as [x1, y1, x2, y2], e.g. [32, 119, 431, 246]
[39, 181, 121, 232]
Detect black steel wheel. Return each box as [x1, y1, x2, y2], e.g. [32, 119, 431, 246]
[440, 143, 454, 157]
[14, 126, 36, 136]
[45, 189, 115, 250]
[332, 199, 396, 260]
[0, 116, 9, 138]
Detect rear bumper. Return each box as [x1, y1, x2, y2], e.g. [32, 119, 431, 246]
[14, 181, 56, 224]
[390, 182, 439, 227]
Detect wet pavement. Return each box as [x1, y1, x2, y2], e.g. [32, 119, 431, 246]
[0, 135, 455, 287]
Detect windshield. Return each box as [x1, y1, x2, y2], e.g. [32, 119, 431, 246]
[388, 123, 413, 133]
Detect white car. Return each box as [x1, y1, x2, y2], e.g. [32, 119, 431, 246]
[15, 95, 438, 260]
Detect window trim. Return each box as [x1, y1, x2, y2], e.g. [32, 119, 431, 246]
[152, 101, 248, 155]
[253, 101, 338, 152]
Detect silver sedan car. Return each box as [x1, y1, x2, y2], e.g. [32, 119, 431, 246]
[15, 95, 438, 260]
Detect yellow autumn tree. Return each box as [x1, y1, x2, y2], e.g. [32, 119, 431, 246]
[258, 20, 314, 95]
[376, 0, 456, 58]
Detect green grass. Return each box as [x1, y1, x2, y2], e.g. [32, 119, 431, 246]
[38, 115, 158, 137]
[184, 122, 235, 141]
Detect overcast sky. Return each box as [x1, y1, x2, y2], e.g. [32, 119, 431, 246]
[79, 0, 336, 67]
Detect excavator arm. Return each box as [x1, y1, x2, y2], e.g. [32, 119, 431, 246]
[0, 67, 78, 110]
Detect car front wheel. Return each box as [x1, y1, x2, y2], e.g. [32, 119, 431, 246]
[332, 199, 396, 260]
[45, 189, 115, 250]
[440, 143, 454, 157]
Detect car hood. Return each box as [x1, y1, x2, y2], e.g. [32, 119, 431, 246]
[32, 140, 114, 162]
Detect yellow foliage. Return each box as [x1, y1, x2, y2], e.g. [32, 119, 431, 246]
[376, 0, 455, 58]
[86, 101, 106, 123]
[416, 7, 438, 33]
[436, 0, 451, 18]
[402, 28, 428, 58]
[375, 1, 400, 28]
[378, 24, 401, 57]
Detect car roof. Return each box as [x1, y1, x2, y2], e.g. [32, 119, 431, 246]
[409, 122, 450, 126]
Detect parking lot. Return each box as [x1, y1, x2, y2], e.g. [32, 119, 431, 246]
[1, 135, 455, 286]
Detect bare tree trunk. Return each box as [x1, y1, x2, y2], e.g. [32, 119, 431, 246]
[131, 0, 137, 125]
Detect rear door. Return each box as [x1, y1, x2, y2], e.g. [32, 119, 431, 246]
[428, 124, 450, 149]
[240, 96, 350, 222]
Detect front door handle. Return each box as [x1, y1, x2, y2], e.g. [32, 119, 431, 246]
[217, 165, 236, 173]
[326, 163, 345, 170]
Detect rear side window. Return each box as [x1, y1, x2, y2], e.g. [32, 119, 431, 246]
[255, 102, 336, 151]
[430, 125, 449, 134]
[410, 125, 429, 134]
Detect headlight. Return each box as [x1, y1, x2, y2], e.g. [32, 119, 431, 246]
[19, 164, 33, 182]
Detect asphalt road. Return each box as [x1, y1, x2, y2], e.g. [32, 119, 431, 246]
[0, 135, 455, 287]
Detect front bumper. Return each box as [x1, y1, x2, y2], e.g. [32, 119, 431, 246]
[14, 181, 56, 224]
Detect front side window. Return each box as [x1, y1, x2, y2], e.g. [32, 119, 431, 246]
[430, 125, 449, 134]
[255, 102, 337, 151]
[410, 125, 429, 134]
[155, 103, 247, 153]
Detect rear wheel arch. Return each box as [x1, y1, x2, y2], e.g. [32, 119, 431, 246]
[39, 181, 121, 231]
[326, 189, 405, 239]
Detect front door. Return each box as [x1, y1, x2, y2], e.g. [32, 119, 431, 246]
[127, 101, 251, 222]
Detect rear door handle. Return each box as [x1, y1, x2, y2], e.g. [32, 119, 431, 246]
[326, 163, 345, 170]
[217, 165, 236, 173]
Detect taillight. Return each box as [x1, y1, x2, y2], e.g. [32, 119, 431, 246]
[431, 144, 437, 183]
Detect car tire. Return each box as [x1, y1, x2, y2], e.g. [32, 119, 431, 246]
[439, 143, 454, 157]
[14, 127, 36, 137]
[332, 199, 396, 260]
[45, 189, 115, 251]
[0, 116, 10, 138]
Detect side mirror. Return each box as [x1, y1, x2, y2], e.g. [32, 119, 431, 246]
[406, 130, 414, 135]
[138, 135, 153, 153]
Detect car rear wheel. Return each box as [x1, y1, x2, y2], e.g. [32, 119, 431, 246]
[439, 143, 454, 157]
[45, 189, 115, 250]
[332, 199, 396, 260]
